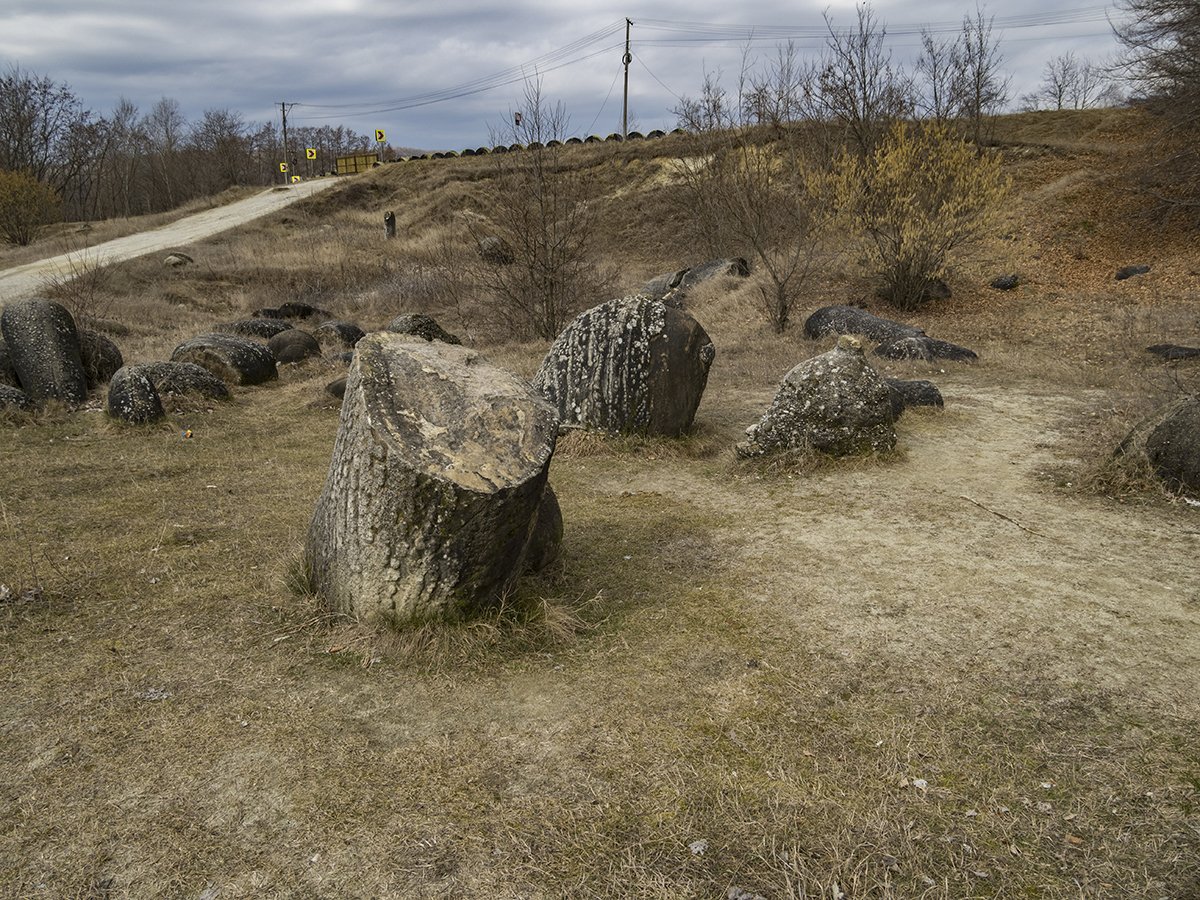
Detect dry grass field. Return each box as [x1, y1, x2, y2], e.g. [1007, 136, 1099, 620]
[1, 109, 1199, 899]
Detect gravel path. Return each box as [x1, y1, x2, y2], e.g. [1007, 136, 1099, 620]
[0, 179, 339, 303]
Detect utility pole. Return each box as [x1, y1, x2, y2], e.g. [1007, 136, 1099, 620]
[622, 18, 632, 138]
[280, 101, 295, 184]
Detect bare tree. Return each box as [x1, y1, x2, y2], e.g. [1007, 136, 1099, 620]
[916, 31, 965, 123]
[809, 4, 914, 158]
[1113, 0, 1200, 218]
[674, 64, 835, 333]
[743, 42, 811, 129]
[472, 79, 607, 340]
[958, 6, 1010, 145]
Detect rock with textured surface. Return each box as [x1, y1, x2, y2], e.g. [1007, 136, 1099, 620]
[990, 274, 1019, 291]
[170, 334, 278, 386]
[78, 329, 123, 387]
[1120, 395, 1200, 495]
[140, 361, 231, 399]
[0, 384, 35, 412]
[316, 320, 366, 348]
[739, 336, 896, 457]
[268, 329, 322, 364]
[0, 340, 18, 388]
[214, 318, 295, 339]
[1146, 344, 1200, 361]
[533, 296, 715, 436]
[305, 334, 560, 626]
[524, 485, 563, 572]
[0, 297, 88, 406]
[804, 305, 977, 362]
[804, 305, 922, 343]
[885, 377, 944, 418]
[107, 366, 165, 424]
[386, 314, 462, 345]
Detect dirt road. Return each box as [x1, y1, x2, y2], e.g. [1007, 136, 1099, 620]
[0, 178, 339, 303]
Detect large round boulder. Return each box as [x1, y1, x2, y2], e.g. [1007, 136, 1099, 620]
[140, 361, 231, 400]
[532, 296, 716, 437]
[1121, 395, 1200, 495]
[386, 314, 461, 345]
[268, 329, 322, 364]
[739, 336, 896, 457]
[0, 298, 88, 406]
[304, 333, 560, 626]
[107, 366, 165, 425]
[170, 334, 278, 386]
[78, 329, 124, 388]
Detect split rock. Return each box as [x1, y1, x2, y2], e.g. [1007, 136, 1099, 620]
[305, 333, 560, 626]
[532, 295, 715, 436]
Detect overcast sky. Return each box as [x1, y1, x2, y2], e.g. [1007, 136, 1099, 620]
[2, 1, 1126, 151]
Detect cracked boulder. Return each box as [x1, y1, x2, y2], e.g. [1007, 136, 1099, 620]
[305, 333, 560, 626]
[533, 295, 715, 436]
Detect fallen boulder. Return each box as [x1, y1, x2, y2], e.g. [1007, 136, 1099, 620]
[0, 297, 88, 406]
[990, 274, 1020, 291]
[140, 361, 231, 400]
[1119, 395, 1200, 495]
[1146, 344, 1200, 361]
[107, 366, 165, 424]
[0, 385, 35, 412]
[885, 377, 944, 419]
[215, 318, 295, 339]
[78, 329, 123, 388]
[316, 320, 366, 348]
[170, 334, 278, 386]
[875, 335, 978, 362]
[804, 305, 977, 362]
[1116, 265, 1150, 281]
[386, 314, 462, 344]
[739, 336, 896, 457]
[304, 333, 560, 626]
[532, 295, 715, 436]
[252, 302, 331, 320]
[325, 377, 347, 400]
[268, 329, 322, 364]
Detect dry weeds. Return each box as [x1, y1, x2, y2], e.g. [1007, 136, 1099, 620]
[2, 108, 1199, 899]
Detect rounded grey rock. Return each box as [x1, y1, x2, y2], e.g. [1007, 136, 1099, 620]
[0, 297, 88, 406]
[107, 366, 165, 424]
[140, 361, 231, 400]
[268, 329, 322, 364]
[170, 334, 278, 386]
[386, 314, 461, 345]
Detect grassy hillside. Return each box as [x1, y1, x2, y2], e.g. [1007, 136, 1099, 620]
[1, 109, 1199, 899]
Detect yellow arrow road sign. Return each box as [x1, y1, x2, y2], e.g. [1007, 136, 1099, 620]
[306, 148, 316, 160]
[375, 129, 386, 142]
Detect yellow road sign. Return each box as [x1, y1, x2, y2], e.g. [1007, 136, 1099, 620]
[306, 147, 316, 160]
[375, 129, 386, 143]
[291, 175, 301, 183]
[279, 162, 288, 172]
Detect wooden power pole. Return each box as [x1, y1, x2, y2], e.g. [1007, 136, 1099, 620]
[622, 19, 632, 138]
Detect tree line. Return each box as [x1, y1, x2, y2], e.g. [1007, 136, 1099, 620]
[0, 65, 378, 223]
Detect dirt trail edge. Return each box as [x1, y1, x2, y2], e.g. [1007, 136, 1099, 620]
[0, 178, 340, 303]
